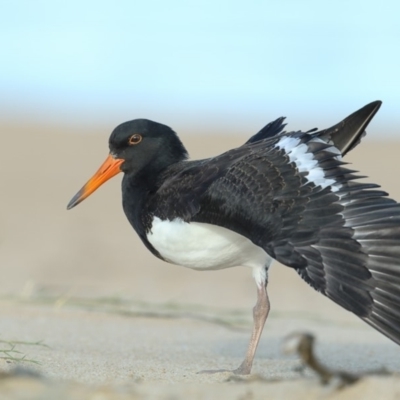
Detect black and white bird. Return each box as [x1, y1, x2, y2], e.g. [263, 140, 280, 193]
[67, 100, 400, 375]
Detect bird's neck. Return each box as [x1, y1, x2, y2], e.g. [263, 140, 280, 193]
[121, 167, 159, 226]
[120, 161, 180, 260]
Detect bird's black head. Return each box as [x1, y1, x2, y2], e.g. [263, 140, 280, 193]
[109, 119, 188, 175]
[67, 119, 188, 210]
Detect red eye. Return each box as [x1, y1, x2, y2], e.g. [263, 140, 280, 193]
[128, 134, 142, 145]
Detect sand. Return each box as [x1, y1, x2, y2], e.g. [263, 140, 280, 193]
[1, 119, 400, 397]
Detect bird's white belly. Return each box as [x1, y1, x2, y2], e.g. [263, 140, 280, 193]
[147, 217, 272, 274]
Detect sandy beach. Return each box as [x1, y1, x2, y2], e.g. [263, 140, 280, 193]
[1, 119, 400, 398]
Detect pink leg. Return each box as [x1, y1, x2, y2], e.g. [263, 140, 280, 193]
[233, 281, 270, 374]
[199, 280, 270, 375]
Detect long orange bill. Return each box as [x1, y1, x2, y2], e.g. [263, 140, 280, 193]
[67, 154, 124, 210]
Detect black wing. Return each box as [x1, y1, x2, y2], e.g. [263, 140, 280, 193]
[151, 129, 400, 346]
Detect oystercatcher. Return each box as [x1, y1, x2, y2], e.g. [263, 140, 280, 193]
[67, 100, 400, 374]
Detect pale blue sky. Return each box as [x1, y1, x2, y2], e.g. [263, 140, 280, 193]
[1, 0, 400, 134]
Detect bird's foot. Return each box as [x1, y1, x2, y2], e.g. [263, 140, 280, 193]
[197, 362, 251, 375]
[197, 368, 233, 375]
[233, 364, 251, 375]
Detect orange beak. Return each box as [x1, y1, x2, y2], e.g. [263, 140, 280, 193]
[67, 154, 124, 210]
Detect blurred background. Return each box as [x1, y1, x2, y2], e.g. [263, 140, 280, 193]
[2, 0, 400, 131]
[1, 0, 400, 316]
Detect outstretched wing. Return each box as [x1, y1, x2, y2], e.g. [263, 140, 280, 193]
[152, 130, 400, 346]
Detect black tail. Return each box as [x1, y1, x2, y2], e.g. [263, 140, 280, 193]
[316, 100, 382, 156]
[249, 101, 382, 157]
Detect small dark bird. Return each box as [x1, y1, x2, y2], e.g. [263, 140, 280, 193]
[68, 101, 400, 375]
